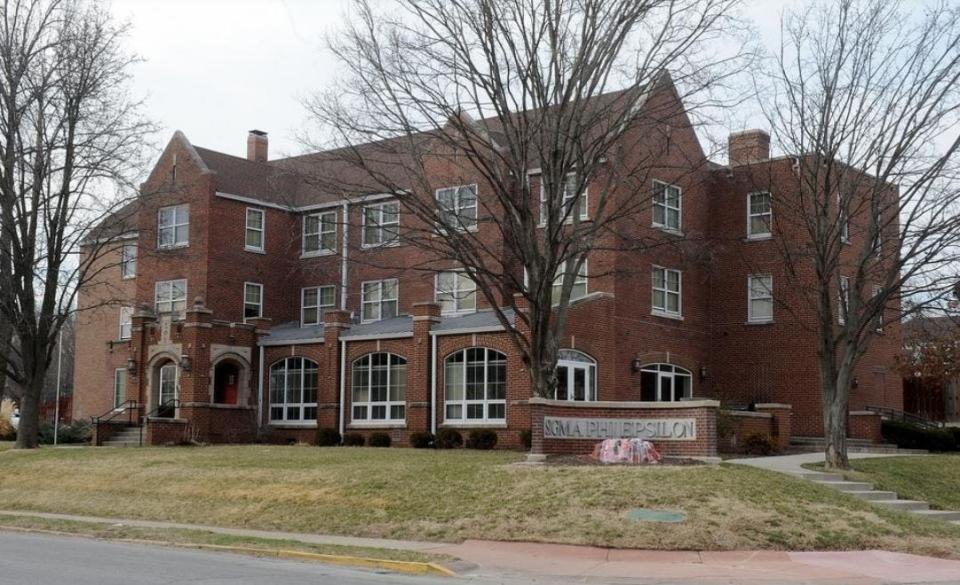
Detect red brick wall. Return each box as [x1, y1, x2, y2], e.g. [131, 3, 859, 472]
[849, 411, 882, 443]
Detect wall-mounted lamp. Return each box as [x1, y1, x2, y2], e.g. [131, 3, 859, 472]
[126, 357, 137, 375]
[699, 366, 708, 381]
[630, 357, 643, 373]
[851, 376, 859, 389]
[179, 354, 192, 372]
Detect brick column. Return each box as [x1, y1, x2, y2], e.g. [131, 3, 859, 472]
[129, 305, 157, 410]
[411, 302, 441, 440]
[755, 403, 793, 451]
[322, 310, 351, 434]
[179, 296, 213, 405]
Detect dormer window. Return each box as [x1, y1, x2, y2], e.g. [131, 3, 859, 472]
[157, 204, 189, 249]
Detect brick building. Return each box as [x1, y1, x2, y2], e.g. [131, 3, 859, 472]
[73, 81, 902, 449]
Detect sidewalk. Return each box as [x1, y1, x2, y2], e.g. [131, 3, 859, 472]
[726, 451, 902, 476]
[2, 509, 960, 584]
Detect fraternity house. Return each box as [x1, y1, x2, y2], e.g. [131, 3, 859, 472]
[74, 81, 902, 456]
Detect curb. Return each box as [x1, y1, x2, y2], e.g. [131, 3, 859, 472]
[0, 524, 457, 577]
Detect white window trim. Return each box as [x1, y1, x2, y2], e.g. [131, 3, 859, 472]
[154, 279, 187, 315]
[351, 353, 407, 423]
[652, 180, 683, 234]
[157, 204, 189, 249]
[113, 368, 126, 410]
[118, 306, 133, 340]
[435, 270, 478, 315]
[361, 201, 401, 249]
[747, 191, 773, 240]
[443, 347, 507, 423]
[551, 259, 589, 306]
[360, 278, 399, 323]
[302, 210, 338, 258]
[747, 274, 774, 324]
[640, 363, 693, 402]
[244, 207, 265, 253]
[538, 172, 589, 227]
[120, 243, 137, 279]
[435, 184, 479, 233]
[873, 285, 884, 332]
[554, 349, 598, 401]
[838, 193, 850, 244]
[651, 265, 683, 320]
[268, 357, 319, 425]
[244, 282, 263, 322]
[838, 276, 850, 325]
[301, 285, 336, 326]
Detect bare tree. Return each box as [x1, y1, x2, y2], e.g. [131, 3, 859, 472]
[302, 0, 744, 434]
[756, 0, 960, 468]
[0, 0, 152, 448]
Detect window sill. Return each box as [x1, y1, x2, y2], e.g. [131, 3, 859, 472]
[440, 309, 478, 317]
[652, 225, 683, 237]
[441, 421, 508, 429]
[651, 310, 683, 321]
[245, 247, 266, 255]
[433, 225, 479, 237]
[300, 249, 336, 259]
[360, 243, 401, 251]
[348, 422, 407, 429]
[746, 234, 773, 241]
[157, 244, 189, 251]
[121, 275, 136, 281]
[269, 422, 317, 429]
[745, 319, 774, 326]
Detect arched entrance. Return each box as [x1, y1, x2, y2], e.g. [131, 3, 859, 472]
[214, 360, 241, 405]
[150, 358, 178, 418]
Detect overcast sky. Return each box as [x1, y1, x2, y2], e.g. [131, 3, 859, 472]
[111, 0, 800, 161]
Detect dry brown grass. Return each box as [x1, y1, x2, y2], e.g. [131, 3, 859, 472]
[1, 445, 958, 555]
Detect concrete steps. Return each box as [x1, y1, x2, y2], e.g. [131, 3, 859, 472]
[803, 475, 959, 525]
[789, 437, 927, 455]
[101, 427, 141, 447]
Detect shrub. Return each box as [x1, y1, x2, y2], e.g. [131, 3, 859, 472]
[882, 420, 957, 452]
[520, 429, 532, 450]
[742, 433, 775, 456]
[0, 413, 14, 442]
[409, 432, 434, 449]
[435, 428, 463, 449]
[316, 428, 341, 447]
[466, 429, 498, 450]
[369, 432, 392, 447]
[342, 432, 365, 446]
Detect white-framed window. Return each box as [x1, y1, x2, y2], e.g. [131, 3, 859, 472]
[435, 271, 477, 314]
[157, 204, 189, 248]
[244, 282, 263, 321]
[120, 244, 137, 279]
[362, 201, 400, 247]
[361, 279, 399, 322]
[838, 193, 850, 243]
[444, 347, 506, 422]
[873, 209, 882, 257]
[352, 353, 406, 422]
[158, 362, 178, 407]
[640, 363, 693, 402]
[747, 274, 774, 323]
[838, 275, 850, 325]
[747, 191, 772, 238]
[651, 266, 682, 318]
[303, 210, 337, 255]
[552, 259, 588, 304]
[154, 279, 187, 315]
[245, 208, 265, 252]
[554, 349, 597, 401]
[301, 285, 336, 326]
[873, 285, 884, 332]
[436, 184, 478, 231]
[539, 173, 588, 225]
[652, 180, 682, 232]
[268, 357, 318, 423]
[113, 368, 126, 409]
[118, 306, 133, 340]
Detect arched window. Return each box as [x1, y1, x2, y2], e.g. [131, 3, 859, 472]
[352, 353, 406, 422]
[555, 349, 597, 401]
[640, 363, 692, 402]
[444, 348, 506, 422]
[269, 357, 318, 422]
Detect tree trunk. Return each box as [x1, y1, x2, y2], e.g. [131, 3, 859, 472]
[823, 393, 849, 469]
[14, 379, 41, 449]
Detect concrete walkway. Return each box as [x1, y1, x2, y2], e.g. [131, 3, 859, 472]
[3, 509, 960, 584]
[726, 451, 899, 475]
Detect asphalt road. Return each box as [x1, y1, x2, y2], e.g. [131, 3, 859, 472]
[0, 531, 483, 585]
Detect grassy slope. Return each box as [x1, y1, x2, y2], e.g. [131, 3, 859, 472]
[834, 455, 960, 512]
[0, 442, 12, 452]
[0, 446, 958, 556]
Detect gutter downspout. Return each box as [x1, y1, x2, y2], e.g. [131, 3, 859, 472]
[257, 343, 265, 434]
[339, 338, 347, 438]
[340, 201, 349, 311]
[430, 332, 438, 435]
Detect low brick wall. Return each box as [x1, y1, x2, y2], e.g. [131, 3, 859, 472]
[719, 404, 792, 454]
[144, 417, 190, 445]
[92, 421, 130, 446]
[849, 411, 882, 443]
[529, 398, 719, 458]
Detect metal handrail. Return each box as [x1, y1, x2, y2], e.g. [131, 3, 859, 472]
[139, 399, 181, 446]
[92, 400, 142, 446]
[865, 405, 944, 429]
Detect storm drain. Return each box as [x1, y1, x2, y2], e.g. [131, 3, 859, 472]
[624, 508, 686, 523]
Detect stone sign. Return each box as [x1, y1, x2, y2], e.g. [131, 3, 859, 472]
[542, 416, 696, 441]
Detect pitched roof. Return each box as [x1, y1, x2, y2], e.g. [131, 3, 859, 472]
[903, 314, 960, 341]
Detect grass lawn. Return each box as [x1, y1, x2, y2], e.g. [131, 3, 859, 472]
[0, 445, 959, 557]
[0, 442, 13, 452]
[810, 455, 960, 512]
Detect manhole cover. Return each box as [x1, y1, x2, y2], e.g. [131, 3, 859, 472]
[624, 508, 686, 523]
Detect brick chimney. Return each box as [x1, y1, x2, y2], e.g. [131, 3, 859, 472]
[728, 129, 770, 166]
[247, 130, 268, 163]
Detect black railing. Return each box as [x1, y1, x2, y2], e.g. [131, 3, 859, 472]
[140, 399, 181, 446]
[865, 405, 944, 429]
[92, 400, 142, 446]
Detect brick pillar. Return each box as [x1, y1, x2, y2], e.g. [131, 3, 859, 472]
[129, 305, 157, 411]
[179, 296, 213, 405]
[755, 403, 792, 451]
[411, 302, 441, 440]
[322, 310, 351, 434]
